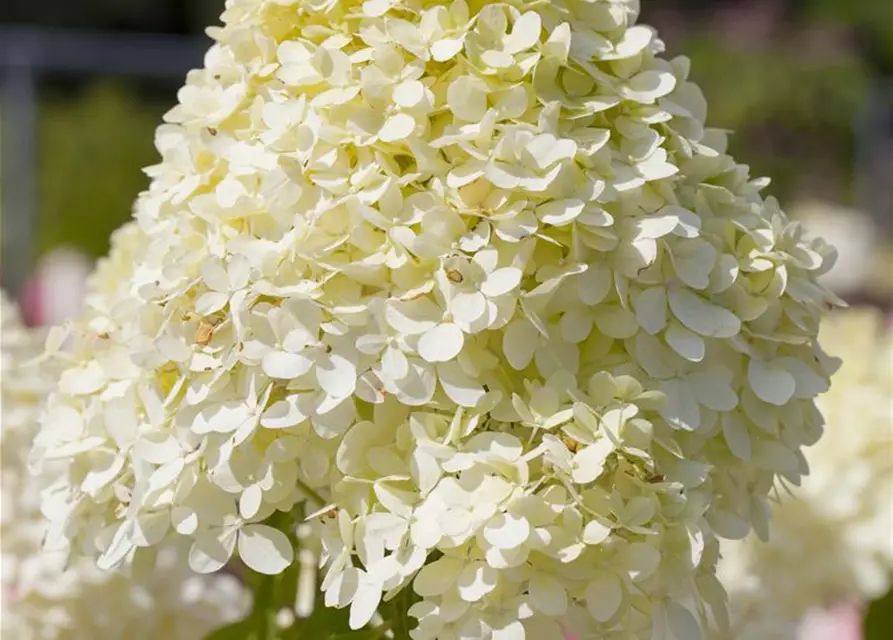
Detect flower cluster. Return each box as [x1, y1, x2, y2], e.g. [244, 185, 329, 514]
[34, 1, 839, 638]
[1, 293, 249, 639]
[718, 309, 892, 638]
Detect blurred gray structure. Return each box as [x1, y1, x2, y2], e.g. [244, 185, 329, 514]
[855, 80, 893, 236]
[0, 26, 206, 296]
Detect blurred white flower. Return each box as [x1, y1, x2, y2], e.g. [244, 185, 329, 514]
[1, 293, 249, 639]
[792, 200, 879, 299]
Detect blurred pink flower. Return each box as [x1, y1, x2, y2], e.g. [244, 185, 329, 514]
[20, 247, 92, 326]
[798, 602, 864, 640]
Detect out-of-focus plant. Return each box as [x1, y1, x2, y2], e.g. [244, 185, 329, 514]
[662, 36, 869, 204]
[37, 82, 165, 259]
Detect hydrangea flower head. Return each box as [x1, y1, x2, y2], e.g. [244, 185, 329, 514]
[718, 309, 892, 638]
[34, 1, 839, 638]
[1, 294, 249, 639]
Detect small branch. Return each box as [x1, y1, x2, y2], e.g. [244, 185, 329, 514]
[294, 476, 327, 509]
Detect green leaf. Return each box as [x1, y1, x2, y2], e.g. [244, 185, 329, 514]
[326, 630, 387, 640]
[202, 620, 258, 640]
[381, 587, 419, 640]
[286, 601, 353, 639]
[864, 585, 893, 640]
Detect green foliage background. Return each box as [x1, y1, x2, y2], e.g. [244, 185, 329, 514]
[36, 83, 164, 258]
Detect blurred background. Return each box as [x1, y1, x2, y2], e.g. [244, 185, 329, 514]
[1, 0, 891, 322]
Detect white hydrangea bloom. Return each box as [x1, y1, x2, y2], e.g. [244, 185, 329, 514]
[1, 293, 249, 639]
[717, 309, 893, 638]
[34, 1, 840, 638]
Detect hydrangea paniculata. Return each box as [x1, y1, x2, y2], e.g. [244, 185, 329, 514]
[33, 1, 839, 638]
[2, 293, 249, 639]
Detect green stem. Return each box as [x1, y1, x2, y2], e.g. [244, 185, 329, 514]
[293, 476, 327, 508]
[389, 588, 414, 640]
[251, 573, 276, 640]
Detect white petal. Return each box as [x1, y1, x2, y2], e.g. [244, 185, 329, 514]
[492, 621, 526, 640]
[483, 514, 531, 550]
[748, 358, 795, 406]
[240, 484, 263, 519]
[504, 11, 541, 54]
[324, 566, 360, 609]
[559, 306, 594, 343]
[537, 199, 584, 226]
[529, 573, 567, 616]
[193, 400, 253, 435]
[349, 573, 383, 630]
[612, 25, 653, 59]
[481, 267, 523, 298]
[431, 37, 464, 62]
[666, 602, 702, 640]
[194, 291, 229, 316]
[572, 439, 614, 483]
[438, 361, 485, 408]
[635, 286, 668, 335]
[689, 372, 738, 412]
[262, 349, 314, 379]
[261, 395, 310, 429]
[414, 556, 464, 597]
[380, 345, 410, 381]
[317, 353, 357, 399]
[668, 288, 740, 338]
[753, 440, 800, 473]
[721, 412, 751, 461]
[594, 305, 639, 339]
[585, 572, 624, 622]
[392, 79, 425, 107]
[659, 379, 700, 431]
[665, 322, 705, 362]
[672, 239, 716, 290]
[238, 524, 294, 575]
[503, 318, 538, 370]
[456, 561, 498, 602]
[418, 323, 464, 363]
[526, 134, 576, 170]
[633, 214, 680, 240]
[189, 527, 238, 574]
[128, 432, 174, 464]
[393, 361, 437, 406]
[582, 520, 611, 545]
[447, 75, 488, 122]
[60, 362, 106, 395]
[451, 291, 487, 324]
[379, 113, 416, 142]
[172, 506, 198, 535]
[578, 264, 612, 305]
[623, 69, 677, 103]
[385, 299, 439, 335]
[314, 395, 356, 439]
[779, 357, 829, 398]
[97, 521, 135, 570]
[616, 542, 661, 582]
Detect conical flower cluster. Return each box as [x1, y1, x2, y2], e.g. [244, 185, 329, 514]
[718, 309, 892, 639]
[33, 1, 839, 638]
[1, 294, 249, 639]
